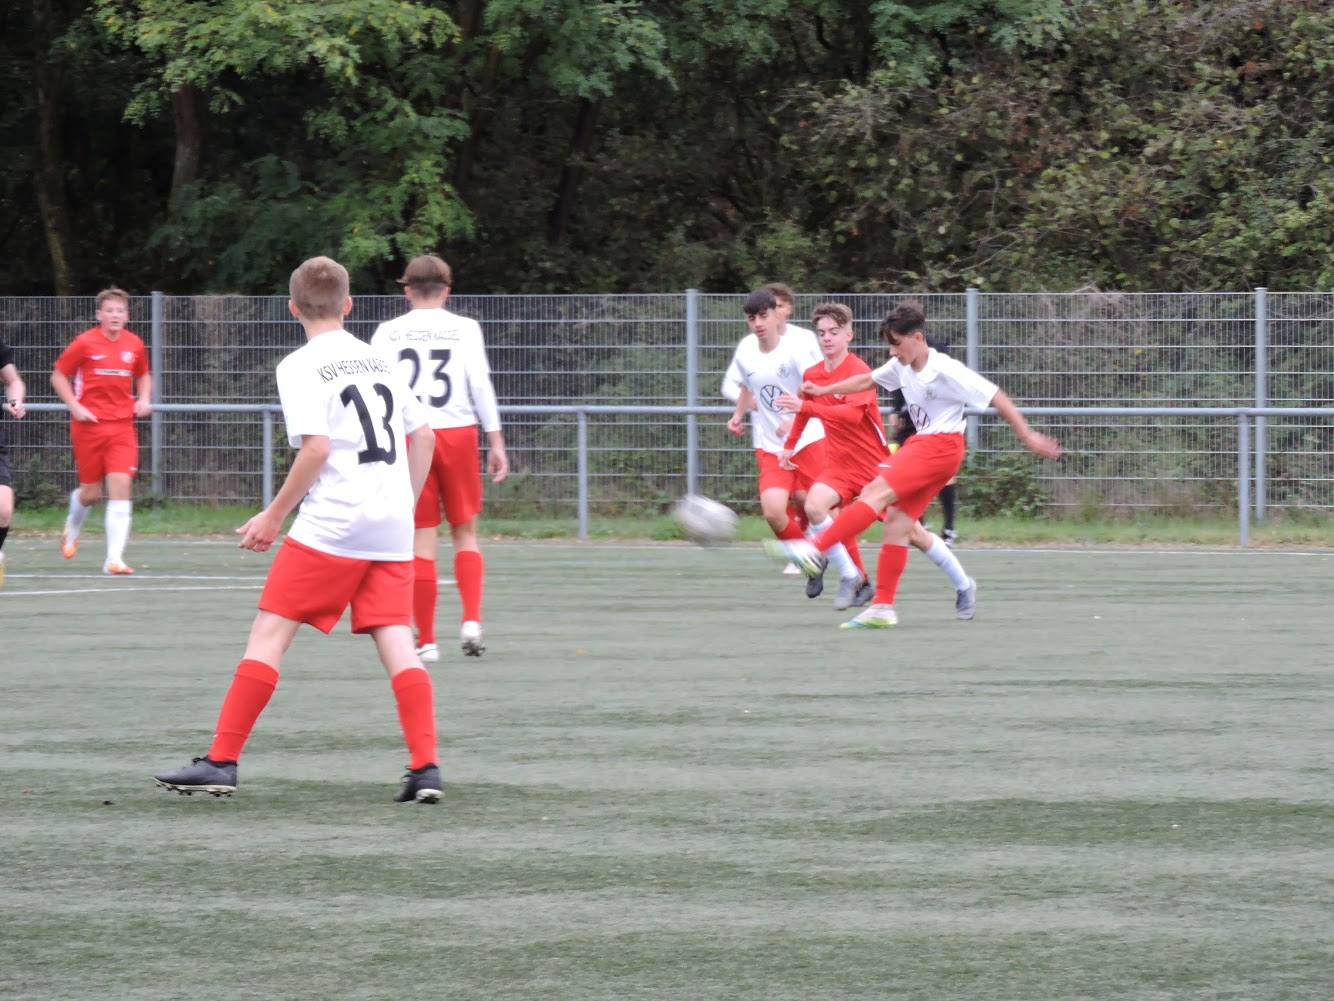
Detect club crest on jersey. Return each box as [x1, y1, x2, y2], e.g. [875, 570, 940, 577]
[121, 350, 134, 363]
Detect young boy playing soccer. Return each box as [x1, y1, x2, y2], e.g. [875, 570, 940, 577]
[767, 300, 1062, 628]
[50, 288, 152, 575]
[0, 336, 27, 589]
[154, 256, 445, 803]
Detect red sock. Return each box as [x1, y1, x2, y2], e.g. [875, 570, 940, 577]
[207, 659, 279, 762]
[391, 667, 438, 769]
[412, 556, 438, 645]
[845, 534, 867, 578]
[812, 500, 881, 553]
[454, 550, 483, 623]
[873, 544, 910, 605]
[774, 517, 806, 541]
[788, 504, 809, 533]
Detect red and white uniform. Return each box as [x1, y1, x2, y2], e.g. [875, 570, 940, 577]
[722, 324, 817, 450]
[869, 348, 999, 519]
[371, 308, 501, 527]
[54, 327, 150, 481]
[784, 353, 887, 504]
[277, 329, 430, 561]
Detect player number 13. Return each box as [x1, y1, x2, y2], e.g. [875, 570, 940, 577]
[340, 383, 398, 465]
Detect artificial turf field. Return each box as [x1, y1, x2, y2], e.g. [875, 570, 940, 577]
[3, 538, 1333, 1000]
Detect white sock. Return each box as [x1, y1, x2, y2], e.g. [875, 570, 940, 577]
[810, 517, 861, 580]
[105, 499, 132, 564]
[66, 489, 92, 537]
[923, 534, 971, 590]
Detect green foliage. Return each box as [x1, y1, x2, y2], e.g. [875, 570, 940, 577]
[961, 452, 1052, 519]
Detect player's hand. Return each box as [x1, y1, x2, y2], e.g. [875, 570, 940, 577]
[773, 392, 802, 413]
[776, 416, 794, 440]
[777, 449, 796, 471]
[1024, 431, 1063, 460]
[488, 446, 510, 484]
[71, 403, 98, 423]
[800, 379, 826, 397]
[236, 509, 282, 551]
[726, 412, 746, 436]
[5, 400, 24, 419]
[134, 399, 153, 418]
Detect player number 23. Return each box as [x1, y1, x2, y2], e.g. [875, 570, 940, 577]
[340, 383, 398, 465]
[398, 347, 452, 407]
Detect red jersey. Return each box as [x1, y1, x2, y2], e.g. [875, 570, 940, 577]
[784, 353, 887, 476]
[54, 327, 150, 422]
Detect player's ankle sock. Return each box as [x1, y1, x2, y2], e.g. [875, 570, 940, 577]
[105, 499, 132, 563]
[810, 517, 859, 579]
[66, 489, 92, 533]
[873, 544, 910, 605]
[775, 518, 806, 542]
[811, 500, 881, 553]
[208, 659, 279, 762]
[843, 533, 867, 577]
[391, 667, 438, 770]
[923, 534, 970, 590]
[412, 556, 438, 645]
[939, 483, 957, 532]
[454, 550, 484, 623]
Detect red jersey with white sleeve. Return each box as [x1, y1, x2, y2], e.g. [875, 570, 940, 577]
[870, 348, 999, 434]
[369, 307, 501, 433]
[726, 327, 825, 454]
[784, 353, 887, 475]
[277, 329, 431, 561]
[53, 327, 149, 421]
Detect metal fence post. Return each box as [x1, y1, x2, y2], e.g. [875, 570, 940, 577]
[1254, 287, 1267, 521]
[965, 287, 979, 457]
[150, 291, 164, 495]
[685, 288, 699, 496]
[577, 409, 589, 540]
[1238, 413, 1250, 547]
[262, 408, 274, 508]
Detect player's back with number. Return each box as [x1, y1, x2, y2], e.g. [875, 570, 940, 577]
[370, 309, 493, 430]
[277, 331, 422, 560]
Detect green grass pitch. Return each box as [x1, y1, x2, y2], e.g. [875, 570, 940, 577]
[3, 538, 1333, 1000]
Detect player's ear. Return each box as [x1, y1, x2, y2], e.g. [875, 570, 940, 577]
[342, 296, 353, 317]
[287, 299, 300, 319]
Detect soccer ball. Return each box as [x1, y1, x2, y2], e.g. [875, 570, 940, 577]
[672, 494, 739, 545]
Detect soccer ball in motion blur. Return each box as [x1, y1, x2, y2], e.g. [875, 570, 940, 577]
[672, 494, 739, 545]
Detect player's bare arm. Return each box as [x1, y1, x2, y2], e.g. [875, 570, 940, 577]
[133, 373, 153, 418]
[989, 390, 1063, 460]
[485, 429, 510, 483]
[736, 385, 757, 412]
[50, 369, 97, 422]
[801, 371, 875, 397]
[407, 424, 434, 501]
[236, 435, 331, 551]
[1, 362, 25, 418]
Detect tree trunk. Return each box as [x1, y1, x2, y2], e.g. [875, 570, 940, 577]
[547, 97, 602, 245]
[32, 0, 74, 294]
[168, 82, 204, 219]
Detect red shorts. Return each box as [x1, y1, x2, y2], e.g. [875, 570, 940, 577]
[70, 419, 139, 483]
[259, 537, 413, 634]
[416, 426, 483, 529]
[756, 440, 826, 496]
[814, 460, 883, 508]
[875, 433, 966, 521]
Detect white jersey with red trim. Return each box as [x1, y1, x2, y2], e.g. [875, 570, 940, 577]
[725, 326, 825, 454]
[277, 329, 430, 561]
[870, 348, 999, 435]
[370, 307, 501, 432]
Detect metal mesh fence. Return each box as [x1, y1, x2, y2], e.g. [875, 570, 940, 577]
[2, 291, 1331, 516]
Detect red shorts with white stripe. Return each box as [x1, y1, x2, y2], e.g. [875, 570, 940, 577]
[71, 419, 139, 482]
[875, 433, 966, 521]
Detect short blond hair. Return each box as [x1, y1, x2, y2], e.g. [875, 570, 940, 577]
[289, 257, 349, 321]
[811, 302, 853, 329]
[764, 282, 796, 307]
[95, 287, 129, 310]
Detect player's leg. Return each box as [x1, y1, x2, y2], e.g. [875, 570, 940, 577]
[102, 469, 134, 574]
[910, 518, 972, 595]
[0, 445, 12, 588]
[804, 481, 863, 601]
[938, 476, 959, 545]
[355, 561, 441, 803]
[448, 518, 486, 656]
[436, 427, 486, 656]
[62, 423, 104, 559]
[411, 435, 448, 660]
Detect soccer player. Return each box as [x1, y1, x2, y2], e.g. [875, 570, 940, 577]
[724, 287, 826, 587]
[153, 256, 444, 803]
[50, 288, 152, 575]
[370, 255, 509, 660]
[0, 336, 27, 589]
[888, 331, 961, 545]
[767, 300, 1062, 628]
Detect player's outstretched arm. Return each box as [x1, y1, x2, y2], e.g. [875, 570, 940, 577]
[237, 435, 331, 551]
[989, 390, 1062, 460]
[801, 371, 875, 398]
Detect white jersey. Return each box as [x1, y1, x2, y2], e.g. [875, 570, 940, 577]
[870, 348, 999, 435]
[725, 326, 825, 454]
[277, 329, 431, 561]
[722, 324, 818, 449]
[370, 307, 501, 432]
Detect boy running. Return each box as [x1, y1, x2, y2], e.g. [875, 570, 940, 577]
[0, 337, 27, 589]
